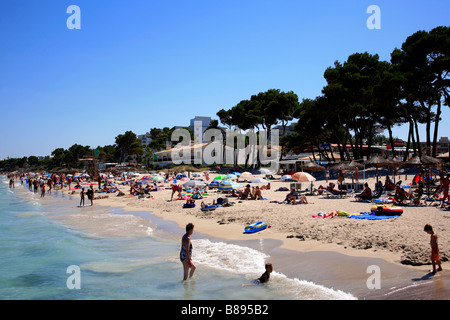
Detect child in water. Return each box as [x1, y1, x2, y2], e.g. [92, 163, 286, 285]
[242, 263, 273, 287]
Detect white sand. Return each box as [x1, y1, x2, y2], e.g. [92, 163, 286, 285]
[87, 174, 450, 269]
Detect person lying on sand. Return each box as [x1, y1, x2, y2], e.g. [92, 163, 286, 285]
[260, 183, 271, 190]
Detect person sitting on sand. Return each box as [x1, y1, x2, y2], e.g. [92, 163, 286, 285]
[385, 176, 395, 191]
[356, 183, 372, 201]
[230, 189, 239, 197]
[238, 185, 251, 200]
[292, 194, 308, 204]
[284, 188, 298, 203]
[393, 185, 411, 204]
[254, 186, 262, 200]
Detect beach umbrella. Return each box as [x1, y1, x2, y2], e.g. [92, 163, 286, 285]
[191, 172, 202, 178]
[364, 156, 394, 182]
[403, 155, 423, 167]
[291, 172, 316, 182]
[249, 178, 267, 183]
[224, 174, 238, 181]
[209, 180, 220, 188]
[364, 156, 393, 167]
[299, 162, 325, 171]
[150, 175, 163, 181]
[281, 174, 292, 181]
[218, 180, 241, 191]
[183, 180, 206, 188]
[213, 175, 226, 180]
[240, 172, 252, 178]
[258, 168, 272, 175]
[421, 155, 443, 167]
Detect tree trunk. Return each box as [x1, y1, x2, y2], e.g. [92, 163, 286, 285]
[432, 97, 442, 157]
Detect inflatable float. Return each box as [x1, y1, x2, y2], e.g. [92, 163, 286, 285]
[201, 205, 217, 212]
[244, 221, 268, 234]
[370, 205, 403, 216]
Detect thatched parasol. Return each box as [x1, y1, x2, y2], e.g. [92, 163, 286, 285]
[299, 162, 325, 171]
[364, 155, 393, 167]
[421, 155, 443, 167]
[364, 156, 394, 182]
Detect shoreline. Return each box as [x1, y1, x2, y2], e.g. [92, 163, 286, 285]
[5, 174, 450, 299]
[93, 198, 450, 300]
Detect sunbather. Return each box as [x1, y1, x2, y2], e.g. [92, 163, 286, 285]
[284, 188, 298, 203]
[393, 185, 411, 204]
[327, 183, 346, 195]
[292, 194, 308, 204]
[356, 183, 372, 201]
[238, 185, 251, 200]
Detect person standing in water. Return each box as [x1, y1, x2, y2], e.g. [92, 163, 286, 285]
[80, 189, 85, 206]
[180, 223, 196, 281]
[424, 224, 442, 274]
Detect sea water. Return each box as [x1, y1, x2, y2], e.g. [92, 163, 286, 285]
[0, 176, 355, 300]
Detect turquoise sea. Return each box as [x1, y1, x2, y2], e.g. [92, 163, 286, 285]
[0, 176, 356, 300]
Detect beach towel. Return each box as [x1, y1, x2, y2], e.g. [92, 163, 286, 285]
[347, 212, 397, 220]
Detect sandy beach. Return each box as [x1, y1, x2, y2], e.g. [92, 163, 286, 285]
[61, 172, 450, 299]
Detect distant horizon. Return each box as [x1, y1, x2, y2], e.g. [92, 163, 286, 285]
[1, 1, 449, 159]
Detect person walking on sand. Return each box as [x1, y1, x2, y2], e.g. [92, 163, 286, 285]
[180, 223, 196, 281]
[424, 224, 442, 274]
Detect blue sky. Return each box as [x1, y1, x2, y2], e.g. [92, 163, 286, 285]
[0, 0, 449, 159]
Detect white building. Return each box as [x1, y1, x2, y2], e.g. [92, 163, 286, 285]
[137, 133, 153, 148]
[189, 116, 211, 143]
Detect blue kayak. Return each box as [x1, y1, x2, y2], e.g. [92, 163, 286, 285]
[244, 221, 268, 234]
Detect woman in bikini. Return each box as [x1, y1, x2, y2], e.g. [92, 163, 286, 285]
[180, 223, 196, 281]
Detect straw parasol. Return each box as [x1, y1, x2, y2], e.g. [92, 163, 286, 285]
[421, 155, 443, 167]
[299, 162, 325, 171]
[364, 155, 393, 167]
[364, 156, 394, 182]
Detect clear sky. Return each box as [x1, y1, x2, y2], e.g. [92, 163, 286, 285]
[1, 0, 449, 159]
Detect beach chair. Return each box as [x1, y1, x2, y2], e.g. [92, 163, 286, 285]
[298, 183, 314, 195]
[324, 189, 340, 199]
